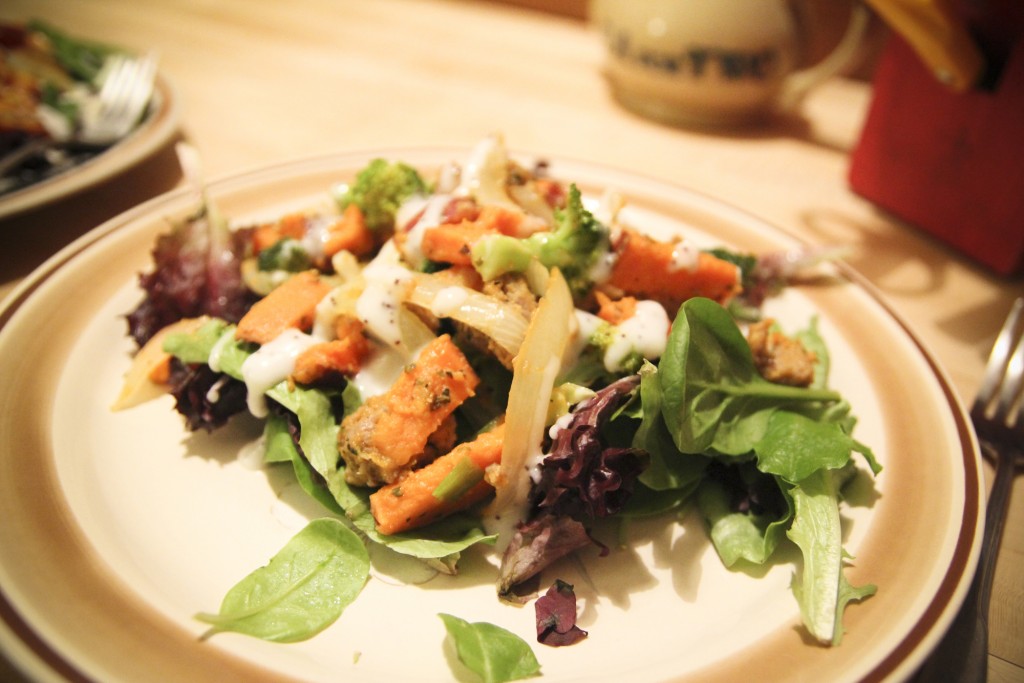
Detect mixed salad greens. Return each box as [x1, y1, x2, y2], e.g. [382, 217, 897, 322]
[116, 135, 880, 681]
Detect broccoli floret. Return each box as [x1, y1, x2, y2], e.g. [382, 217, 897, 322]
[470, 184, 609, 295]
[564, 320, 645, 386]
[256, 238, 311, 272]
[335, 159, 430, 233]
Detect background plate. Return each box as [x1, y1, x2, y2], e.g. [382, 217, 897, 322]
[0, 149, 983, 682]
[0, 74, 180, 221]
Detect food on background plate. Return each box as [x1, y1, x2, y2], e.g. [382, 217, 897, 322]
[115, 134, 880, 680]
[0, 20, 151, 195]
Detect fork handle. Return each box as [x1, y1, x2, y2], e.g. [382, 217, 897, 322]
[914, 444, 1016, 683]
[0, 138, 50, 178]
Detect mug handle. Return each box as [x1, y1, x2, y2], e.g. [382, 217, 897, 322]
[776, 1, 872, 111]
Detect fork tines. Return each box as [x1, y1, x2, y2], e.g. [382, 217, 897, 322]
[973, 298, 1024, 445]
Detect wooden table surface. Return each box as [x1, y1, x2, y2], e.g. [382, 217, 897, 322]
[1, 1, 1021, 681]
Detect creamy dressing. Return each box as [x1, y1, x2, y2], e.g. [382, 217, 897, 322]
[206, 326, 237, 373]
[429, 286, 470, 317]
[547, 410, 576, 441]
[300, 215, 336, 261]
[604, 300, 670, 372]
[351, 344, 410, 402]
[668, 241, 701, 273]
[240, 329, 320, 418]
[312, 286, 345, 340]
[394, 194, 430, 233]
[205, 375, 228, 404]
[355, 241, 415, 349]
[398, 193, 452, 268]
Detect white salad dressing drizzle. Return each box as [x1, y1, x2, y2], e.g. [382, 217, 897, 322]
[351, 344, 409, 401]
[311, 287, 344, 341]
[300, 215, 336, 262]
[668, 241, 701, 273]
[604, 300, 671, 372]
[547, 409, 577, 442]
[355, 241, 415, 349]
[240, 328, 320, 418]
[394, 194, 429, 233]
[587, 248, 616, 286]
[204, 376, 228, 404]
[206, 326, 236, 373]
[429, 286, 470, 317]
[398, 193, 451, 268]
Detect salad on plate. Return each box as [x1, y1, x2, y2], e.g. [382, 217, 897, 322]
[115, 134, 880, 681]
[0, 19, 152, 196]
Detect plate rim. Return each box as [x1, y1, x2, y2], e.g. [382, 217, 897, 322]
[0, 147, 985, 683]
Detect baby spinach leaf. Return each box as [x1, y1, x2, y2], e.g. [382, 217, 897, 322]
[263, 413, 344, 515]
[196, 518, 369, 642]
[439, 613, 541, 683]
[266, 381, 346, 479]
[658, 298, 840, 457]
[634, 363, 710, 492]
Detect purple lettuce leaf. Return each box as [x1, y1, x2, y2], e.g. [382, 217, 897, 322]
[497, 514, 592, 599]
[498, 375, 648, 597]
[167, 360, 248, 432]
[535, 579, 587, 647]
[530, 374, 647, 520]
[126, 207, 256, 348]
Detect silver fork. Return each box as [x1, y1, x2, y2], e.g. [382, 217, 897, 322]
[916, 297, 1024, 683]
[0, 51, 158, 179]
[78, 51, 158, 144]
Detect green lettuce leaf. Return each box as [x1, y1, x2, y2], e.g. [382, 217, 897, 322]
[263, 413, 343, 515]
[439, 613, 541, 683]
[328, 471, 496, 568]
[697, 472, 792, 567]
[196, 518, 369, 642]
[633, 362, 710, 493]
[658, 298, 842, 457]
[786, 469, 876, 645]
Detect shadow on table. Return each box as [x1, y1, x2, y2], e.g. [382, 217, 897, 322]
[0, 136, 185, 293]
[796, 203, 1024, 366]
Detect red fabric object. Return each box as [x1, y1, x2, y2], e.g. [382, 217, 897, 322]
[848, 23, 1024, 276]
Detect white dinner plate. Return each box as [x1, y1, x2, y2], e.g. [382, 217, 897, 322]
[0, 74, 180, 221]
[0, 149, 983, 682]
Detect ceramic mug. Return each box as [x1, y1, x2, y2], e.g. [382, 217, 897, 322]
[590, 0, 869, 127]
